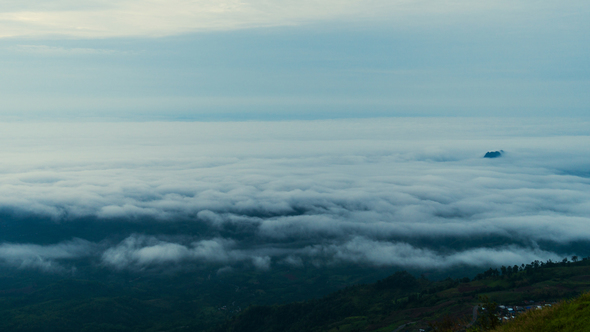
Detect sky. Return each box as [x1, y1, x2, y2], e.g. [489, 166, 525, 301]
[0, 2, 589, 275]
[0, 0, 589, 120]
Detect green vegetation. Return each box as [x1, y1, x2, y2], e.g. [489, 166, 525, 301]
[2, 257, 590, 331]
[0, 264, 402, 332]
[219, 257, 590, 332]
[491, 292, 590, 332]
[217, 271, 429, 332]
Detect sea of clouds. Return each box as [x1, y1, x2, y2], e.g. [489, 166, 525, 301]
[0, 118, 589, 272]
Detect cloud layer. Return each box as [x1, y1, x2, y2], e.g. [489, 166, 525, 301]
[0, 118, 588, 272]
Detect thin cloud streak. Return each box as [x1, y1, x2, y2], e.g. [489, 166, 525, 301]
[0, 0, 569, 38]
[298, 237, 563, 269]
[4, 235, 559, 272]
[101, 235, 276, 270]
[0, 239, 94, 271]
[8, 45, 126, 56]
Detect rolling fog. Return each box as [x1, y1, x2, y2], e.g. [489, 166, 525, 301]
[0, 118, 589, 273]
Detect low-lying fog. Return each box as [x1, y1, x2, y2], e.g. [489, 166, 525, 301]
[1, 118, 589, 274]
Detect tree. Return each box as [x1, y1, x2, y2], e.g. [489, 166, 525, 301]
[473, 296, 500, 331]
[572, 255, 579, 262]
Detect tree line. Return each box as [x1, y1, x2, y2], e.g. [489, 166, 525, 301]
[472, 256, 585, 281]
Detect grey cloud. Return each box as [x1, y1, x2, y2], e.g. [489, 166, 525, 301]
[102, 236, 192, 268]
[252, 256, 271, 270]
[297, 237, 563, 269]
[217, 266, 233, 275]
[99, 235, 564, 271]
[101, 235, 273, 270]
[102, 236, 225, 268]
[0, 239, 94, 271]
[281, 256, 303, 267]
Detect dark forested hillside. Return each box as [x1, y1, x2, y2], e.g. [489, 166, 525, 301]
[216, 271, 425, 332]
[218, 258, 590, 332]
[2, 257, 590, 332]
[0, 264, 404, 332]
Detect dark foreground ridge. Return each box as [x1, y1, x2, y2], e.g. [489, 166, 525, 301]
[217, 257, 590, 332]
[1, 257, 590, 331]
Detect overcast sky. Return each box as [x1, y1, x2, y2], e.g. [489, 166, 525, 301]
[0, 0, 588, 120]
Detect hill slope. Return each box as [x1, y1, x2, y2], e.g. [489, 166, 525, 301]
[217, 259, 590, 332]
[492, 292, 590, 332]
